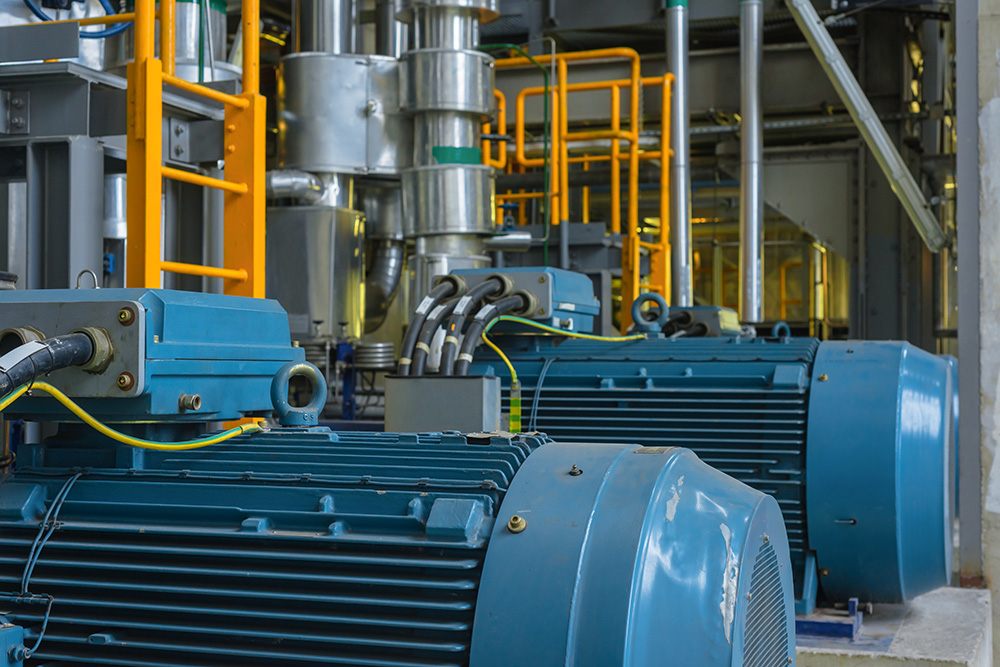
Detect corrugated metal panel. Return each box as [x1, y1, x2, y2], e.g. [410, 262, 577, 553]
[0, 431, 543, 666]
[489, 337, 819, 555]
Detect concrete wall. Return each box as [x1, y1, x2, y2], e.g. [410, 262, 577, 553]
[978, 0, 1000, 661]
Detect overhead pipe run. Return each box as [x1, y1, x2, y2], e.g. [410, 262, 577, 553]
[666, 0, 693, 307]
[784, 0, 949, 253]
[739, 0, 764, 323]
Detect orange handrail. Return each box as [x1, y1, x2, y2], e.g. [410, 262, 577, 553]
[482, 89, 508, 169]
[495, 48, 672, 327]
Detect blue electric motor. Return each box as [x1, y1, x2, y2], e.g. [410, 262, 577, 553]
[467, 287, 955, 614]
[0, 288, 796, 666]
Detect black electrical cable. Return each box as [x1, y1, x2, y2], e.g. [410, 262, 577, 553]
[411, 298, 460, 376]
[0, 334, 94, 401]
[397, 280, 461, 376]
[439, 278, 506, 377]
[454, 294, 529, 376]
[661, 310, 693, 336]
[672, 323, 709, 339]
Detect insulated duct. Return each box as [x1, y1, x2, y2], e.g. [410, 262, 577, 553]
[362, 186, 407, 333]
[666, 0, 693, 307]
[398, 0, 498, 297]
[739, 0, 764, 323]
[264, 170, 325, 204]
[784, 0, 948, 252]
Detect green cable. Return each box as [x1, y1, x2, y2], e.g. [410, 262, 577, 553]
[478, 42, 551, 266]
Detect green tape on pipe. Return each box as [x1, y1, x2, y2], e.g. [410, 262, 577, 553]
[432, 146, 483, 165]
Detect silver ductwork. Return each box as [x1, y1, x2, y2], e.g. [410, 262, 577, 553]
[265, 170, 325, 204]
[362, 185, 407, 333]
[666, 0, 693, 307]
[739, 0, 764, 323]
[398, 0, 498, 296]
[784, 0, 948, 253]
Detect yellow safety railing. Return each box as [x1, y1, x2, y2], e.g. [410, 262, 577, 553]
[482, 89, 507, 170]
[126, 0, 265, 296]
[780, 260, 804, 321]
[495, 47, 673, 328]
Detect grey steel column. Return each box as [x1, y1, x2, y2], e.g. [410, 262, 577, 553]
[955, 0, 982, 585]
[666, 0, 693, 306]
[739, 0, 764, 323]
[398, 0, 499, 296]
[784, 0, 947, 253]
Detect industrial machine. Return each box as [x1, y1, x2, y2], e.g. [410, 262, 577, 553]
[391, 268, 955, 615]
[0, 287, 796, 666]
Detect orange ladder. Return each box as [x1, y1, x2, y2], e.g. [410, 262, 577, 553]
[126, 0, 265, 296]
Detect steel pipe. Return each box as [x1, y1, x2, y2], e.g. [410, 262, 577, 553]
[785, 0, 948, 252]
[296, 0, 355, 54]
[740, 0, 764, 323]
[375, 0, 408, 57]
[666, 1, 693, 307]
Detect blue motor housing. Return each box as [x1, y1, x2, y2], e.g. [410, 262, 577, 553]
[0, 429, 794, 666]
[469, 333, 954, 611]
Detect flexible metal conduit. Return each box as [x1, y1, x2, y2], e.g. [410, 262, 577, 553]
[784, 0, 948, 252]
[740, 0, 764, 323]
[666, 0, 693, 306]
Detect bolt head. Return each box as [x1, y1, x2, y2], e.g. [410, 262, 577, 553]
[116, 372, 135, 391]
[10, 117, 24, 128]
[818, 373, 828, 381]
[117, 307, 135, 326]
[507, 514, 527, 533]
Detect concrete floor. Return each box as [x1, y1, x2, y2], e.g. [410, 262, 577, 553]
[796, 588, 992, 666]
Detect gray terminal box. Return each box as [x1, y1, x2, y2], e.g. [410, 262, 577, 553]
[385, 375, 501, 434]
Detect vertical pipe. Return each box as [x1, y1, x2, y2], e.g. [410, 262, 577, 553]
[161, 0, 176, 75]
[558, 58, 571, 269]
[134, 0, 155, 62]
[666, 0, 693, 306]
[296, 0, 355, 54]
[739, 0, 764, 322]
[375, 0, 408, 57]
[610, 86, 621, 234]
[242, 0, 259, 93]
